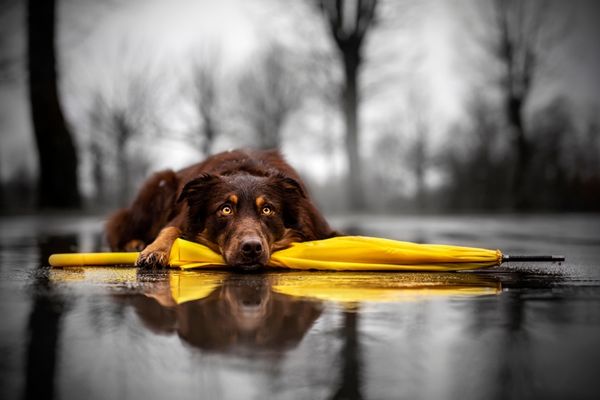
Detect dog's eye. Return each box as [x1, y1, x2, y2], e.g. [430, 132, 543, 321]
[261, 206, 273, 216]
[221, 205, 233, 215]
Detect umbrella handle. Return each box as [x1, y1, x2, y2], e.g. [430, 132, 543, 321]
[502, 255, 565, 262]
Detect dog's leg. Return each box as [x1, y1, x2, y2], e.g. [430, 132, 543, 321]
[136, 226, 181, 268]
[106, 207, 135, 251]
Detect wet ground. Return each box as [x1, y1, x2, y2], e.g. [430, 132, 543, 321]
[1, 214, 599, 400]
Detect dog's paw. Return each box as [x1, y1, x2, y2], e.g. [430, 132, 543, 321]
[135, 248, 169, 268]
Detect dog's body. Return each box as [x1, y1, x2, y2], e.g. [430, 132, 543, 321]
[106, 149, 335, 269]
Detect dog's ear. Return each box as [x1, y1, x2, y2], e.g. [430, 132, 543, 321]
[272, 174, 306, 229]
[275, 174, 306, 198]
[177, 174, 221, 206]
[178, 174, 222, 235]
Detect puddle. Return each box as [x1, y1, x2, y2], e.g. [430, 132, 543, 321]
[1, 214, 599, 400]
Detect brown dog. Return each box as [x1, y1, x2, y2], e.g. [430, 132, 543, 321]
[106, 149, 335, 269]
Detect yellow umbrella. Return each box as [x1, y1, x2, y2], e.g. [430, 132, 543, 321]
[48, 236, 564, 271]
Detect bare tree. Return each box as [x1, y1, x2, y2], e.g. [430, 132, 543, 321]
[314, 0, 378, 210]
[237, 44, 301, 149]
[474, 0, 569, 209]
[458, 93, 509, 210]
[87, 73, 158, 205]
[187, 46, 222, 156]
[370, 130, 407, 210]
[27, 0, 80, 208]
[404, 89, 431, 211]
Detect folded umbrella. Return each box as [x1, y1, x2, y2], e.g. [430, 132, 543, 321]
[48, 236, 564, 272]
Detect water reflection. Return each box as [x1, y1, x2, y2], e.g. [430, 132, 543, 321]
[270, 272, 501, 305]
[49, 270, 500, 358]
[48, 269, 501, 360]
[118, 272, 324, 356]
[44, 264, 508, 398]
[332, 310, 363, 400]
[25, 235, 76, 400]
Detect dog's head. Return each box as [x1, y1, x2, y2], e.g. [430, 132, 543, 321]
[178, 173, 306, 270]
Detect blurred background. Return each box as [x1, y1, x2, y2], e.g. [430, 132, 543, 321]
[1, 0, 599, 214]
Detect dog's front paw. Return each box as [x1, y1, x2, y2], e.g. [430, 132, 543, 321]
[135, 248, 169, 268]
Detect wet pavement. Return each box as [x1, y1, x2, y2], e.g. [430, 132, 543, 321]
[1, 214, 599, 400]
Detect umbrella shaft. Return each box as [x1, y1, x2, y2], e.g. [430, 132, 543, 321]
[503, 255, 565, 262]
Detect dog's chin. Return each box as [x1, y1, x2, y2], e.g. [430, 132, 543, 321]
[224, 254, 268, 272]
[233, 263, 264, 273]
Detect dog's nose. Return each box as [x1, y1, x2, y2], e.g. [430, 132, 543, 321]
[241, 240, 263, 258]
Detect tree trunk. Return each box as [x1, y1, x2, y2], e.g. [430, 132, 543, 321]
[90, 141, 106, 206]
[27, 0, 80, 209]
[342, 49, 365, 210]
[116, 137, 129, 206]
[317, 0, 377, 211]
[507, 95, 531, 210]
[413, 136, 426, 212]
[202, 117, 215, 156]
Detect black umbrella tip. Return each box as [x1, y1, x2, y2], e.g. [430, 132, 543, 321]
[502, 255, 565, 262]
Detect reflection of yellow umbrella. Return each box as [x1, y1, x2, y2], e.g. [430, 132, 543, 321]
[49, 267, 501, 305]
[49, 267, 138, 284]
[163, 272, 501, 305]
[49, 236, 562, 271]
[169, 271, 227, 304]
[271, 272, 501, 303]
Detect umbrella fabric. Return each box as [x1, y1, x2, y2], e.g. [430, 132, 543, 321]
[268, 236, 502, 271]
[50, 236, 502, 272]
[49, 252, 139, 267]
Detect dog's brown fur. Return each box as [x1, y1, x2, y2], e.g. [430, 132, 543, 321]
[106, 149, 335, 269]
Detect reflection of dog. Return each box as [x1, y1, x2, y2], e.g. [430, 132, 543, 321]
[117, 275, 322, 354]
[106, 149, 335, 269]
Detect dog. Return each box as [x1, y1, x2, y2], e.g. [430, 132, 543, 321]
[106, 149, 336, 269]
